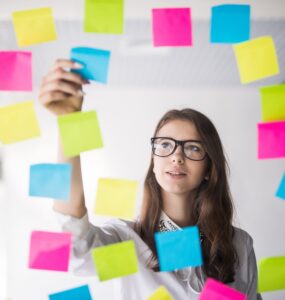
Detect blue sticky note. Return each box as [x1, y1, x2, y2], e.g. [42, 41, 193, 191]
[29, 163, 72, 200]
[210, 4, 250, 43]
[70, 47, 111, 83]
[155, 226, 203, 271]
[276, 173, 285, 200]
[49, 285, 92, 300]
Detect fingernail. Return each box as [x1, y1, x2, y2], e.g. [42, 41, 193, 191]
[77, 90, 85, 96]
[73, 62, 84, 69]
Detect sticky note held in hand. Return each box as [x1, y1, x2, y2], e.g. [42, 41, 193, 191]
[0, 101, 40, 144]
[49, 285, 92, 300]
[0, 51, 32, 91]
[92, 240, 138, 281]
[12, 7, 57, 47]
[94, 178, 138, 219]
[57, 110, 103, 157]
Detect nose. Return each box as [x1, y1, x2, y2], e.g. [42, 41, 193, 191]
[171, 145, 184, 164]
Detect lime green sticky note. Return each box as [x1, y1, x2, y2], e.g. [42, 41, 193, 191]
[0, 101, 41, 144]
[258, 256, 285, 292]
[57, 111, 103, 157]
[260, 84, 285, 122]
[234, 36, 279, 84]
[92, 240, 138, 281]
[12, 7, 57, 47]
[147, 286, 174, 300]
[94, 178, 138, 219]
[84, 0, 124, 34]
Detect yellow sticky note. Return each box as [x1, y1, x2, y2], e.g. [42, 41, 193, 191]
[91, 240, 138, 281]
[94, 178, 138, 219]
[147, 286, 174, 300]
[234, 36, 279, 84]
[0, 101, 41, 144]
[260, 84, 285, 122]
[57, 110, 103, 157]
[12, 7, 57, 47]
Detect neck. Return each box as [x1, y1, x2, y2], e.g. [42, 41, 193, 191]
[161, 191, 195, 228]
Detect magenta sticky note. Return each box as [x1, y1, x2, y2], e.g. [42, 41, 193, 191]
[258, 121, 285, 159]
[0, 51, 32, 91]
[28, 231, 71, 272]
[199, 278, 246, 300]
[152, 8, 192, 47]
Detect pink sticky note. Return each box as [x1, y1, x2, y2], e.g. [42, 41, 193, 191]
[0, 51, 32, 91]
[258, 121, 285, 159]
[199, 278, 246, 300]
[152, 8, 192, 47]
[28, 231, 71, 272]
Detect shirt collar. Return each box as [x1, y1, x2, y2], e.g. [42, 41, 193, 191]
[158, 210, 181, 232]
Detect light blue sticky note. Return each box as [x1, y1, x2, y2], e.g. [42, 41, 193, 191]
[70, 47, 111, 83]
[29, 163, 72, 200]
[210, 4, 250, 43]
[155, 226, 203, 271]
[49, 285, 92, 300]
[275, 173, 285, 200]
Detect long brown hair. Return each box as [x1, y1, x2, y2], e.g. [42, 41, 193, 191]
[135, 108, 238, 283]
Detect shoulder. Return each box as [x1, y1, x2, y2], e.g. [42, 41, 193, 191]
[232, 226, 253, 248]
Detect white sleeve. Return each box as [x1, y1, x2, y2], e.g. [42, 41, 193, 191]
[55, 212, 126, 276]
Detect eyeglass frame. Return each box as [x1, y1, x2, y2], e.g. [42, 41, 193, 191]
[150, 137, 207, 161]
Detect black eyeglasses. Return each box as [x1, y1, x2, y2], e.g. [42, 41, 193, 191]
[151, 137, 207, 161]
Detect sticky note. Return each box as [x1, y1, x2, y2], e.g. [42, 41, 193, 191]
[258, 256, 285, 292]
[71, 47, 111, 83]
[199, 278, 246, 300]
[155, 226, 202, 272]
[258, 121, 285, 159]
[92, 240, 138, 281]
[275, 174, 285, 200]
[84, 0, 124, 34]
[49, 285, 92, 300]
[260, 84, 285, 122]
[94, 178, 138, 219]
[0, 51, 32, 91]
[57, 110, 103, 157]
[147, 286, 173, 300]
[152, 8, 192, 47]
[12, 7, 57, 47]
[29, 231, 71, 272]
[210, 5, 250, 43]
[0, 101, 40, 144]
[29, 163, 72, 200]
[234, 36, 279, 84]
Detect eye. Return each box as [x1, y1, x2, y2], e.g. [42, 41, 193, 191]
[160, 141, 172, 149]
[185, 143, 202, 152]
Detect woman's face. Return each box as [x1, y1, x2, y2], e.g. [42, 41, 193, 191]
[153, 119, 209, 198]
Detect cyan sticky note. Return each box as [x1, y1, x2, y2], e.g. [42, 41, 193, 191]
[70, 47, 111, 83]
[210, 5, 250, 43]
[29, 231, 71, 272]
[49, 285, 92, 300]
[155, 226, 202, 272]
[275, 174, 285, 200]
[152, 8, 192, 47]
[29, 163, 72, 200]
[0, 51, 32, 91]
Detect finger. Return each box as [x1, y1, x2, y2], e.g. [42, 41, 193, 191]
[43, 68, 87, 86]
[40, 79, 84, 97]
[50, 58, 83, 72]
[39, 91, 71, 105]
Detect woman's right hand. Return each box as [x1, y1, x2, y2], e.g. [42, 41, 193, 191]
[39, 59, 89, 116]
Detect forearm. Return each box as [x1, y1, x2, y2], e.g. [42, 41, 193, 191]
[53, 138, 87, 218]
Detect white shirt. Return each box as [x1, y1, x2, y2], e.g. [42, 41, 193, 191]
[56, 212, 262, 300]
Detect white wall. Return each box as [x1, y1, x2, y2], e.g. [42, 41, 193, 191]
[1, 86, 285, 299]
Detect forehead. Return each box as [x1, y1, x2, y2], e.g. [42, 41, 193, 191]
[156, 119, 201, 140]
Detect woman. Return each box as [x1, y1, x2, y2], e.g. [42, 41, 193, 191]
[39, 59, 262, 300]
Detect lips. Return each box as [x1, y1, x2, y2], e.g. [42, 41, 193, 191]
[166, 170, 187, 177]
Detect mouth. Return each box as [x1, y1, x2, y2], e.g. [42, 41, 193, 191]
[166, 171, 187, 178]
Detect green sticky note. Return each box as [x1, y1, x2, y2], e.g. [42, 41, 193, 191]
[258, 256, 285, 292]
[147, 286, 173, 300]
[260, 84, 285, 122]
[84, 0, 124, 34]
[57, 111, 103, 157]
[92, 240, 138, 281]
[94, 178, 138, 219]
[0, 101, 41, 144]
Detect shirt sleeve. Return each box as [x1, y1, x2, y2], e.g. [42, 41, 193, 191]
[55, 211, 127, 276]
